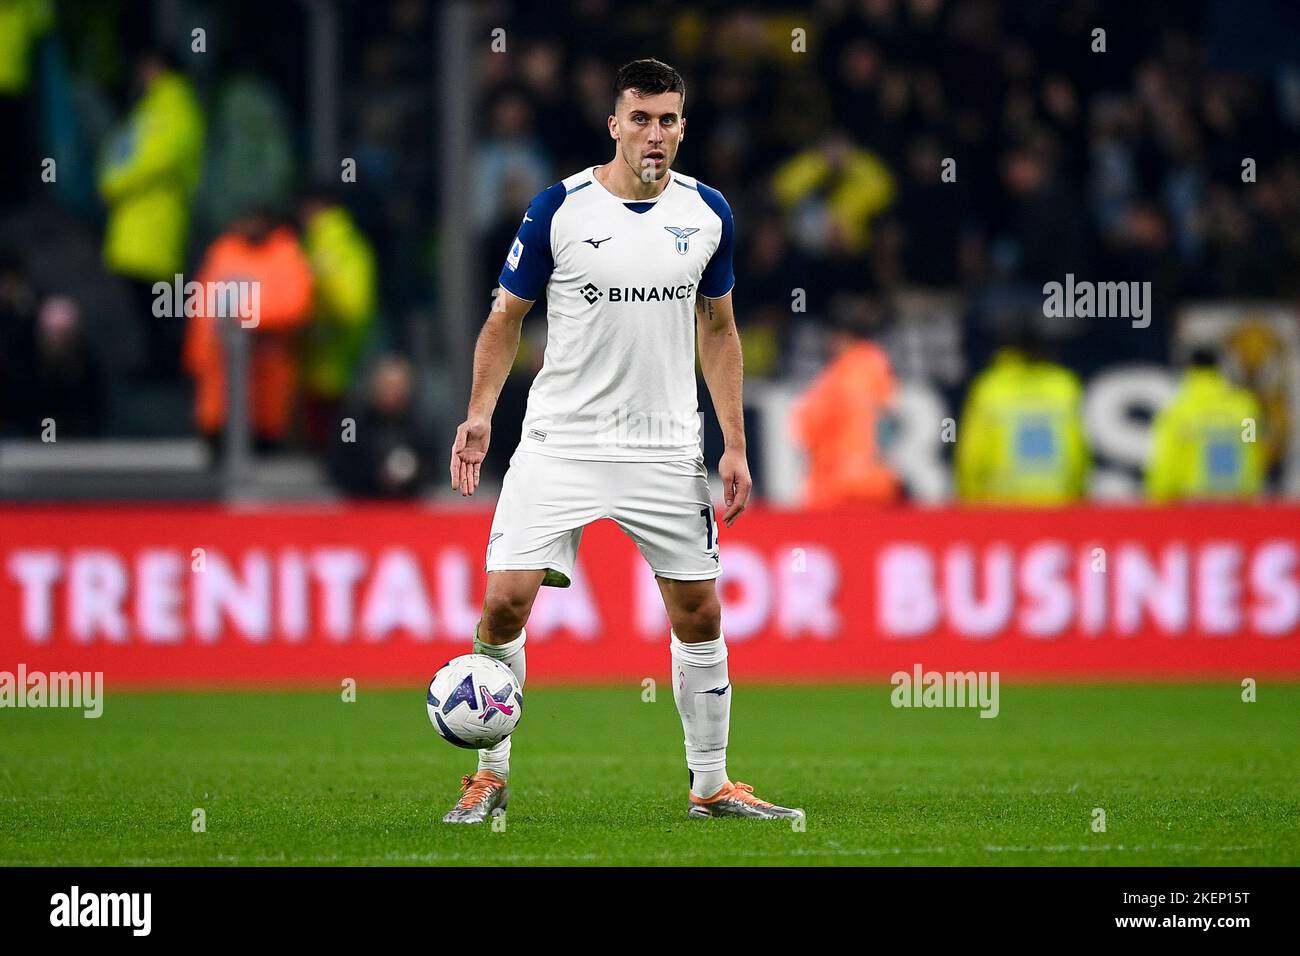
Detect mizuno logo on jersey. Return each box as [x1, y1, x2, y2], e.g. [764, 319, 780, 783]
[664, 226, 700, 254]
[583, 236, 613, 248]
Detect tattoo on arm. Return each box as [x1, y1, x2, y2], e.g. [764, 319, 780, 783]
[697, 294, 716, 321]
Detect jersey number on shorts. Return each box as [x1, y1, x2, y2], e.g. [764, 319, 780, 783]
[699, 507, 716, 552]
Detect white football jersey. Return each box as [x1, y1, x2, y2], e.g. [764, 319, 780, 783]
[497, 165, 735, 461]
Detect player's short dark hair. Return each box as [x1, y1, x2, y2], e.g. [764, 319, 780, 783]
[1188, 345, 1219, 368]
[613, 58, 685, 111]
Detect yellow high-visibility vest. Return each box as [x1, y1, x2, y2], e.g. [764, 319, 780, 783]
[955, 348, 1090, 504]
[1145, 368, 1265, 502]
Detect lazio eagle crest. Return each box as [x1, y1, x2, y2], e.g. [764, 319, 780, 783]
[664, 226, 700, 255]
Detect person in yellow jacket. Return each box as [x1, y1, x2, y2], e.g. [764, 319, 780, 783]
[98, 50, 205, 378]
[1145, 348, 1265, 502]
[0, 0, 51, 96]
[298, 188, 378, 449]
[0, 0, 52, 197]
[771, 129, 895, 255]
[955, 331, 1090, 505]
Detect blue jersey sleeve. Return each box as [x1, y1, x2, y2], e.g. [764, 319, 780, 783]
[497, 182, 567, 301]
[696, 182, 735, 298]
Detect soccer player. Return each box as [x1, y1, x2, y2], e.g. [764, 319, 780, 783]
[443, 58, 800, 824]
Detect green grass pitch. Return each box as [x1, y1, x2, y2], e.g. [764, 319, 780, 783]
[2, 683, 1298, 865]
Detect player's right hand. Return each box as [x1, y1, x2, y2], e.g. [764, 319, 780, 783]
[450, 416, 491, 496]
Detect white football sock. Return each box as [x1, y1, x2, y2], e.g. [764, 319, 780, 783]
[474, 626, 526, 778]
[670, 631, 731, 798]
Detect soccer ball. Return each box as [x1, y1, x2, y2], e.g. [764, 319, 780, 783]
[426, 654, 523, 749]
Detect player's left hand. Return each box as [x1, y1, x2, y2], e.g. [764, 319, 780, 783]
[718, 448, 752, 527]
[450, 415, 491, 497]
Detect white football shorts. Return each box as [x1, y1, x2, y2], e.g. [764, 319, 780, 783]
[484, 447, 722, 586]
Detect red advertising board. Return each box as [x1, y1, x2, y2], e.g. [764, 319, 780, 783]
[1, 503, 1298, 684]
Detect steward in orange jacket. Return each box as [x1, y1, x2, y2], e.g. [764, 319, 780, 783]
[183, 212, 313, 443]
[790, 326, 900, 507]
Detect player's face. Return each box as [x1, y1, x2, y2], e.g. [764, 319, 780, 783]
[611, 90, 685, 182]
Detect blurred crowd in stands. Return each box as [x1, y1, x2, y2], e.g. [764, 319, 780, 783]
[1, 0, 1297, 503]
[1, 0, 438, 496]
